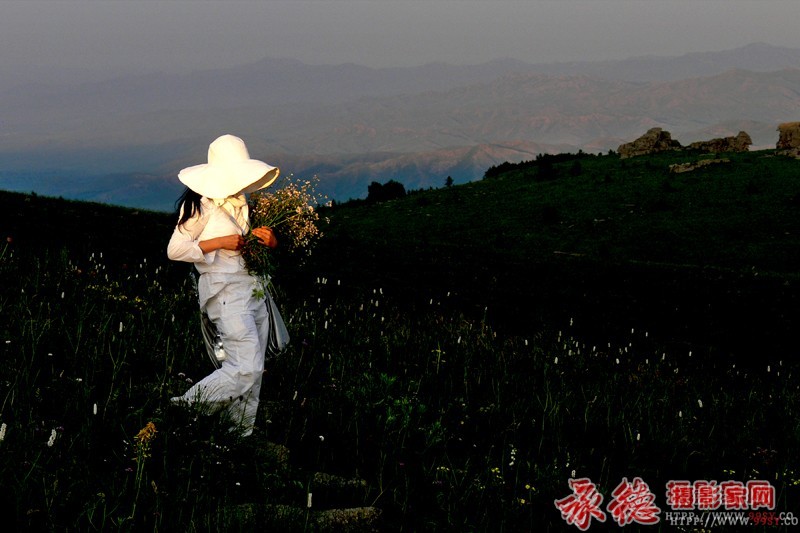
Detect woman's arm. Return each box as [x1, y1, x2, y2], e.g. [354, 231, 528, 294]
[198, 234, 246, 253]
[167, 204, 215, 263]
[167, 203, 276, 262]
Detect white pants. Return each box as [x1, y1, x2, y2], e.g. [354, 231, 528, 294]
[178, 275, 269, 436]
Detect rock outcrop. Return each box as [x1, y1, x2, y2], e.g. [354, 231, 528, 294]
[216, 401, 383, 531]
[617, 128, 758, 158]
[688, 131, 752, 153]
[617, 128, 682, 159]
[776, 122, 800, 157]
[669, 158, 730, 174]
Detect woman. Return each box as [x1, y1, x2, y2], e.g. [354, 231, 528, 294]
[167, 134, 280, 437]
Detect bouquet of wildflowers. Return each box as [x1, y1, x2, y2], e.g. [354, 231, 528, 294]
[241, 175, 327, 278]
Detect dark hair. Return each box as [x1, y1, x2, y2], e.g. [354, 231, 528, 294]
[175, 187, 203, 227]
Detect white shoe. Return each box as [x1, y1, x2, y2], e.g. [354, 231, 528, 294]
[170, 396, 189, 406]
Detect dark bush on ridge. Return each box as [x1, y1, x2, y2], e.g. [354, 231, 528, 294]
[366, 179, 407, 203]
[483, 151, 595, 180]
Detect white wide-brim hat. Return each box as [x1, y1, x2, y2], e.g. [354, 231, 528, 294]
[178, 134, 279, 199]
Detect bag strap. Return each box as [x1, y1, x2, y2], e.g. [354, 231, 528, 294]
[217, 202, 248, 235]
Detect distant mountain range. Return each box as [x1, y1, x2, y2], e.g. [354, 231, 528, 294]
[1, 43, 799, 211]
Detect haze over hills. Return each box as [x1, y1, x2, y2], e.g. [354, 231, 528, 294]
[0, 43, 799, 211]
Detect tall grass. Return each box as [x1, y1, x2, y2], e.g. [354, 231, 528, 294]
[3, 238, 798, 531]
[280, 277, 800, 529]
[0, 245, 292, 531]
[0, 243, 800, 531]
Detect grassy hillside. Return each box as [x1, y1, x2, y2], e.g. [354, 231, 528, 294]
[320, 149, 800, 274]
[4, 147, 797, 283]
[1, 150, 799, 530]
[306, 149, 800, 357]
[2, 149, 798, 358]
[0, 191, 174, 264]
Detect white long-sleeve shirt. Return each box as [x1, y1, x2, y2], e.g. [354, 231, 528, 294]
[167, 195, 251, 275]
[168, 194, 264, 309]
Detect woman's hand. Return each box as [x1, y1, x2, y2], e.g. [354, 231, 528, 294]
[252, 226, 278, 249]
[199, 234, 244, 253]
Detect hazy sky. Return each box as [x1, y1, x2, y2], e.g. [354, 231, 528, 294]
[3, 0, 800, 74]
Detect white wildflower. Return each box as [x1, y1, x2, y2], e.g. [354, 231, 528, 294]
[0, 422, 6, 443]
[47, 429, 57, 447]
